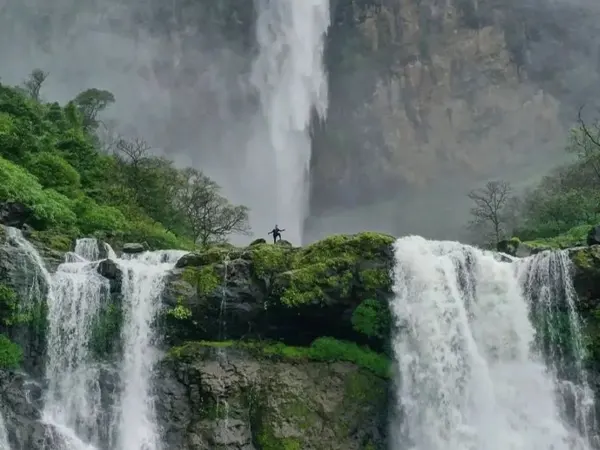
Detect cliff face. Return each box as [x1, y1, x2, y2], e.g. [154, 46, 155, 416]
[311, 0, 600, 213]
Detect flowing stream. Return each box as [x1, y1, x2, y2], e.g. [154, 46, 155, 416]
[389, 236, 595, 450]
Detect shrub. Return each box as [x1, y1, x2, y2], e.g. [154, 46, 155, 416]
[0, 334, 23, 369]
[25, 151, 81, 196]
[0, 156, 76, 228]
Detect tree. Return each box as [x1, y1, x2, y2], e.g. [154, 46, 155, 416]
[175, 168, 251, 245]
[22, 69, 48, 101]
[467, 180, 513, 245]
[72, 88, 115, 130]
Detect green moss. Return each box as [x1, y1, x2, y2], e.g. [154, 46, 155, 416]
[351, 299, 391, 340]
[275, 258, 354, 307]
[182, 265, 220, 296]
[256, 428, 301, 450]
[0, 334, 23, 368]
[299, 232, 394, 266]
[571, 247, 600, 271]
[359, 268, 391, 296]
[167, 295, 192, 320]
[250, 243, 295, 278]
[30, 228, 75, 252]
[169, 337, 391, 378]
[524, 224, 589, 249]
[89, 303, 123, 357]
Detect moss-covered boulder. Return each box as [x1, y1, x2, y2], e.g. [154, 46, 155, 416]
[161, 233, 395, 348]
[155, 340, 389, 450]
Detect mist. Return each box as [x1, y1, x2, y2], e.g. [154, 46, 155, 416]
[1, 0, 600, 244]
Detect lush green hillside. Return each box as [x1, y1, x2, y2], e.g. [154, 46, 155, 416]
[0, 76, 250, 251]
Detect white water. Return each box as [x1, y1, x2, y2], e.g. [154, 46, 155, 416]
[42, 244, 109, 449]
[250, 0, 330, 244]
[390, 236, 592, 450]
[519, 250, 597, 445]
[36, 237, 186, 450]
[5, 227, 52, 308]
[115, 250, 186, 450]
[0, 411, 10, 450]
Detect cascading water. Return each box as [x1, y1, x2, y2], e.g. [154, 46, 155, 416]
[114, 250, 186, 450]
[389, 235, 592, 450]
[250, 0, 330, 244]
[519, 250, 597, 445]
[41, 237, 185, 450]
[42, 242, 110, 449]
[0, 411, 10, 450]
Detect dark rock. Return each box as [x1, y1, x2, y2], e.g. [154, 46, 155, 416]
[0, 371, 49, 450]
[276, 239, 292, 247]
[496, 239, 548, 258]
[249, 238, 266, 246]
[122, 243, 145, 254]
[587, 225, 600, 246]
[0, 202, 33, 229]
[97, 259, 123, 293]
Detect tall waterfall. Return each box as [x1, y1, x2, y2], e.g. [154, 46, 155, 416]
[250, 0, 330, 244]
[389, 236, 593, 450]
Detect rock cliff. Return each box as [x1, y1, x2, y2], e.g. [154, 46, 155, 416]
[2, 229, 600, 449]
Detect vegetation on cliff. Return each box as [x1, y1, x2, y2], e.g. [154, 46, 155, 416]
[466, 114, 600, 249]
[0, 73, 250, 251]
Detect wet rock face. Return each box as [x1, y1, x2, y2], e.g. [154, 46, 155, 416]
[0, 371, 48, 450]
[0, 202, 32, 229]
[155, 346, 388, 450]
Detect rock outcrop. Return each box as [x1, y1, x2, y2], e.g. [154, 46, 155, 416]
[161, 233, 395, 349]
[155, 344, 388, 450]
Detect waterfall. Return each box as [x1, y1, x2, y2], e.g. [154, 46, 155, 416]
[0, 411, 10, 450]
[42, 243, 109, 449]
[39, 237, 185, 450]
[5, 227, 52, 308]
[518, 250, 597, 445]
[250, 0, 330, 244]
[114, 250, 186, 450]
[389, 235, 592, 450]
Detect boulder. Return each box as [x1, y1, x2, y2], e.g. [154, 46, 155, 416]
[97, 259, 122, 293]
[122, 243, 146, 254]
[0, 202, 32, 229]
[587, 225, 600, 246]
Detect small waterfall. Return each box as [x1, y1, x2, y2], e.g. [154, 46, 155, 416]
[519, 250, 597, 445]
[4, 227, 52, 308]
[114, 250, 186, 450]
[42, 242, 110, 449]
[389, 235, 590, 450]
[250, 0, 330, 243]
[0, 410, 10, 450]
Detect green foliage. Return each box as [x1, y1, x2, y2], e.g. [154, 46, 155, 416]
[25, 151, 81, 196]
[89, 303, 123, 357]
[0, 78, 247, 250]
[171, 337, 391, 378]
[510, 120, 600, 243]
[183, 265, 221, 296]
[0, 334, 23, 368]
[523, 224, 590, 249]
[351, 299, 390, 339]
[0, 156, 76, 228]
